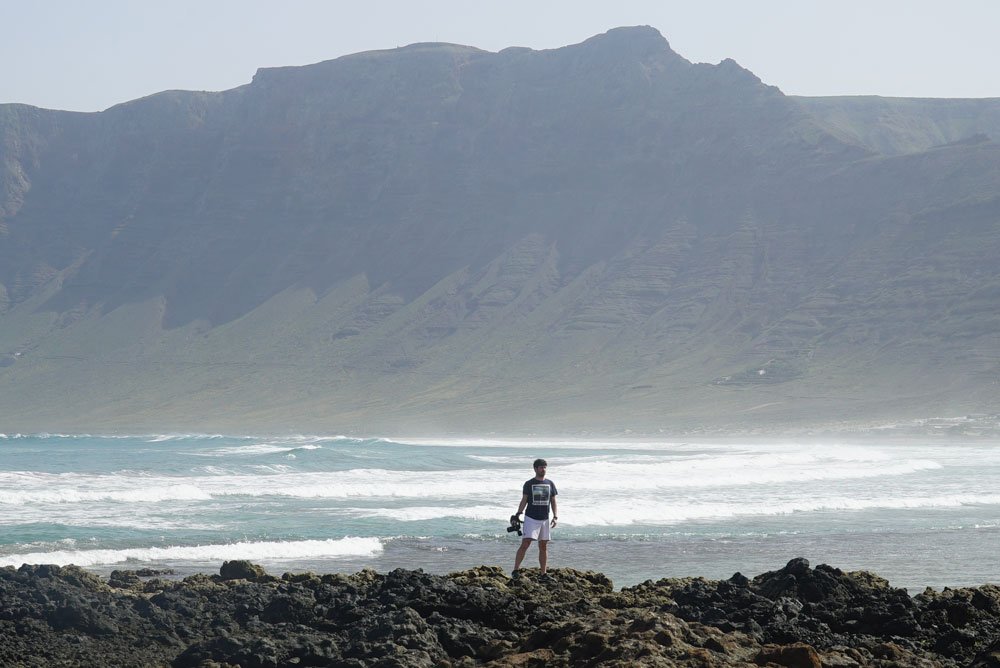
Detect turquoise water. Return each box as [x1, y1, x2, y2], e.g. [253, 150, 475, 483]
[1, 433, 998, 590]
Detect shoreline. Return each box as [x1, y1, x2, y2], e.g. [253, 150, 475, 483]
[24, 524, 996, 596]
[2, 557, 999, 666]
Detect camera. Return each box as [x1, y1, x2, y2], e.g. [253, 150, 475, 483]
[506, 514, 522, 536]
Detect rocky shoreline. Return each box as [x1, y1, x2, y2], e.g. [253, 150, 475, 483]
[2, 558, 999, 667]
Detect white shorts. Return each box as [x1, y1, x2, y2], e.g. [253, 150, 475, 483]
[522, 516, 551, 541]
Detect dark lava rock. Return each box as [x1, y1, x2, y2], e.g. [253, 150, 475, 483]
[219, 559, 272, 581]
[621, 557, 1000, 666]
[2, 559, 999, 666]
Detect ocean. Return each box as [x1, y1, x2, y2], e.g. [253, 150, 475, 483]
[1, 433, 998, 591]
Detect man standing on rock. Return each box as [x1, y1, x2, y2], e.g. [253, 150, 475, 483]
[512, 458, 558, 578]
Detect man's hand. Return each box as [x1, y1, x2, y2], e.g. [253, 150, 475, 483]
[550, 517, 558, 528]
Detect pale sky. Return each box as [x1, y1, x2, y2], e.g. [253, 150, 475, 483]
[4, 1, 999, 112]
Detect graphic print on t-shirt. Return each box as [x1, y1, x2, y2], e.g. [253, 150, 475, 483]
[531, 484, 551, 506]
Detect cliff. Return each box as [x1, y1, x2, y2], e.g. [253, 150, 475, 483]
[1, 27, 999, 434]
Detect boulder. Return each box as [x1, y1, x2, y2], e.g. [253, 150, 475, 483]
[219, 560, 269, 581]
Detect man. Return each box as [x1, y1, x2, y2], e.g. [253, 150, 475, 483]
[512, 458, 558, 577]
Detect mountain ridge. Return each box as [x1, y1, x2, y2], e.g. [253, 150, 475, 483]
[1, 27, 998, 434]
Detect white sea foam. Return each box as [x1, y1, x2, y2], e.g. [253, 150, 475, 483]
[192, 466, 237, 475]
[0, 537, 383, 568]
[0, 469, 511, 506]
[0, 481, 213, 505]
[2, 432, 67, 440]
[559, 493, 1000, 526]
[193, 442, 303, 456]
[246, 464, 297, 474]
[0, 448, 945, 511]
[394, 437, 697, 450]
[558, 454, 942, 490]
[340, 493, 1000, 526]
[353, 505, 511, 522]
[467, 455, 527, 463]
[466, 453, 671, 465]
[0, 509, 224, 530]
[147, 434, 236, 442]
[188, 440, 329, 457]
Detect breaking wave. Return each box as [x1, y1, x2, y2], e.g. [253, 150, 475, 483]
[0, 537, 383, 568]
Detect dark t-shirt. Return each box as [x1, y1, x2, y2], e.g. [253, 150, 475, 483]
[522, 478, 557, 521]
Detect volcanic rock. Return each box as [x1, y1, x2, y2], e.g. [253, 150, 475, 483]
[1, 559, 998, 666]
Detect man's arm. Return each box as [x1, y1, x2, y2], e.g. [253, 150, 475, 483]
[549, 495, 558, 526]
[516, 493, 528, 516]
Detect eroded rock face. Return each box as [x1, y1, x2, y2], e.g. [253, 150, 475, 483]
[1, 559, 998, 666]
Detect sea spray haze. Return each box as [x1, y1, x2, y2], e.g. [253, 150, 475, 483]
[2, 27, 1000, 433]
[2, 433, 998, 589]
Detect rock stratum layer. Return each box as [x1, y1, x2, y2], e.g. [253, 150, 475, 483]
[1, 558, 999, 667]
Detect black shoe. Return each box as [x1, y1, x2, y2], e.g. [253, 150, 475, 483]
[539, 573, 552, 582]
[511, 569, 521, 578]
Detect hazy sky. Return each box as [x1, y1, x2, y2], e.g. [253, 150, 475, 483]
[5, 1, 999, 112]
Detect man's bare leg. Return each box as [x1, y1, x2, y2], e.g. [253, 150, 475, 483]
[514, 538, 533, 572]
[538, 540, 548, 574]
